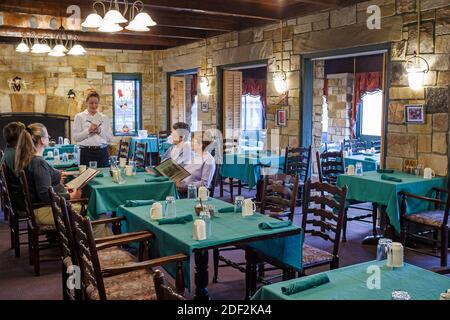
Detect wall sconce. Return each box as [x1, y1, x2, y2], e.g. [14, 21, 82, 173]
[200, 76, 210, 96]
[273, 20, 287, 94]
[406, 53, 429, 91]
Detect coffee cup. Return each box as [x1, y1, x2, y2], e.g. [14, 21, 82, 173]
[198, 186, 210, 201]
[242, 199, 256, 217]
[424, 168, 435, 179]
[150, 202, 163, 220]
[79, 165, 87, 174]
[125, 165, 134, 176]
[47, 151, 54, 158]
[119, 157, 127, 168]
[346, 165, 355, 176]
[63, 138, 70, 145]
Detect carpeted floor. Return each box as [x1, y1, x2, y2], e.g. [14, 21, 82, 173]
[0, 188, 447, 300]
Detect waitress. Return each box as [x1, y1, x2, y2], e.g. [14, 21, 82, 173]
[72, 91, 113, 167]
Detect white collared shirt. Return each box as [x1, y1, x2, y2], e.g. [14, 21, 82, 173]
[163, 141, 192, 166]
[180, 152, 216, 188]
[72, 110, 113, 147]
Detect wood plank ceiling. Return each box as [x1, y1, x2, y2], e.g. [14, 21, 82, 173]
[0, 0, 365, 50]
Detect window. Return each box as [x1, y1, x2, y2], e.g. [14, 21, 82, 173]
[241, 94, 264, 131]
[112, 74, 142, 136]
[190, 95, 199, 132]
[360, 90, 382, 137]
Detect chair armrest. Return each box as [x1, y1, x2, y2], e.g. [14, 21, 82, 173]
[90, 216, 125, 226]
[398, 192, 446, 205]
[95, 231, 154, 250]
[101, 253, 189, 278]
[95, 231, 153, 244]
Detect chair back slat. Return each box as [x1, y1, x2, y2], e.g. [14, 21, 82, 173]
[316, 150, 344, 185]
[118, 139, 130, 160]
[18, 170, 39, 228]
[302, 180, 347, 258]
[261, 173, 299, 221]
[0, 163, 14, 219]
[284, 146, 312, 183]
[133, 141, 148, 168]
[343, 139, 367, 154]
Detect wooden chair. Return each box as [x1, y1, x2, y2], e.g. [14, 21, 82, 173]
[154, 270, 187, 300]
[67, 199, 188, 300]
[219, 139, 244, 201]
[1, 163, 28, 257]
[371, 140, 381, 153]
[117, 139, 130, 161]
[284, 146, 311, 206]
[343, 139, 367, 154]
[300, 180, 347, 272]
[399, 184, 449, 267]
[316, 150, 377, 242]
[133, 141, 148, 169]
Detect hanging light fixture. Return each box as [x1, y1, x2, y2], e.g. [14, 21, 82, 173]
[67, 37, 87, 56]
[200, 38, 210, 96]
[81, 1, 105, 28]
[16, 38, 30, 53]
[406, 0, 429, 91]
[98, 19, 124, 32]
[273, 20, 287, 94]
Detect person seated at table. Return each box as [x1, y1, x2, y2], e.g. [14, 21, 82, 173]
[163, 122, 192, 166]
[2, 121, 25, 173]
[176, 132, 216, 192]
[14, 123, 83, 226]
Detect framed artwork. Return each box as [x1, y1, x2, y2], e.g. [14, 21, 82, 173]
[201, 102, 208, 112]
[277, 109, 287, 126]
[405, 104, 425, 124]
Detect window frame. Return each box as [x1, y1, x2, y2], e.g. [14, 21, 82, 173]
[112, 73, 142, 137]
[357, 90, 383, 141]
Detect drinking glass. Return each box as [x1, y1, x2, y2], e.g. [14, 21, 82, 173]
[187, 184, 197, 199]
[234, 196, 245, 214]
[128, 160, 137, 175]
[62, 153, 68, 162]
[58, 136, 64, 145]
[199, 211, 212, 238]
[53, 149, 60, 158]
[376, 238, 392, 261]
[165, 196, 177, 219]
[89, 161, 97, 169]
[109, 156, 118, 168]
[355, 162, 363, 176]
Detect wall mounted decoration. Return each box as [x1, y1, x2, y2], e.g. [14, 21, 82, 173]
[277, 109, 287, 126]
[8, 76, 27, 92]
[405, 104, 425, 124]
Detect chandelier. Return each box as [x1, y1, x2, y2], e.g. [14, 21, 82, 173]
[16, 27, 87, 57]
[82, 0, 157, 33]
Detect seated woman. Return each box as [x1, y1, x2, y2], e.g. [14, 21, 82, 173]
[15, 123, 82, 226]
[176, 132, 216, 192]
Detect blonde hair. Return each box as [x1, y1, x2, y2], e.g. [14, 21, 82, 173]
[15, 123, 47, 174]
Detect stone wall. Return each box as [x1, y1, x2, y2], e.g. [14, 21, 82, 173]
[0, 46, 158, 143]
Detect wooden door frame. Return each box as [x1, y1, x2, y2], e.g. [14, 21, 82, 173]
[301, 43, 392, 168]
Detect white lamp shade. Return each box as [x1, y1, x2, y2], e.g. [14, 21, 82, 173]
[81, 13, 103, 28]
[133, 12, 157, 27]
[16, 41, 29, 53]
[407, 67, 426, 90]
[31, 43, 51, 54]
[68, 44, 87, 56]
[53, 44, 68, 53]
[103, 9, 128, 24]
[98, 20, 123, 32]
[273, 72, 287, 94]
[48, 50, 66, 57]
[200, 77, 210, 95]
[125, 20, 150, 32]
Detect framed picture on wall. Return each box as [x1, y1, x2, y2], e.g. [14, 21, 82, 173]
[277, 109, 287, 126]
[405, 105, 425, 124]
[201, 102, 208, 112]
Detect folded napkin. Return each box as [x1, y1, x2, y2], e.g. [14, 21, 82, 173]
[95, 172, 104, 178]
[145, 176, 170, 183]
[158, 214, 194, 225]
[124, 200, 155, 207]
[64, 167, 79, 172]
[381, 174, 402, 182]
[136, 167, 145, 173]
[281, 274, 330, 295]
[364, 157, 376, 162]
[377, 169, 394, 174]
[259, 220, 292, 230]
[218, 207, 241, 213]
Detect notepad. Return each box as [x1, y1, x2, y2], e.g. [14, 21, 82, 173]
[65, 168, 100, 190]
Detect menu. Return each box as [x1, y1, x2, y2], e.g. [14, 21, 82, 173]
[154, 159, 190, 182]
[65, 168, 100, 190]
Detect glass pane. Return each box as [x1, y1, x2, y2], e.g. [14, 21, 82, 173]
[113, 79, 140, 136]
[361, 91, 382, 137]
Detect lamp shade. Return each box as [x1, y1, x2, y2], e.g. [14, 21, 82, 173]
[67, 44, 87, 56]
[406, 67, 426, 90]
[31, 43, 51, 54]
[200, 77, 210, 95]
[16, 40, 29, 53]
[103, 9, 127, 24]
[53, 44, 68, 53]
[81, 12, 103, 28]
[273, 71, 287, 94]
[48, 50, 66, 57]
[133, 12, 157, 27]
[98, 20, 123, 32]
[125, 20, 150, 32]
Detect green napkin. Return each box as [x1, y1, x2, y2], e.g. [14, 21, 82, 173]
[145, 176, 170, 183]
[381, 174, 402, 182]
[259, 220, 292, 230]
[364, 157, 376, 162]
[136, 167, 145, 173]
[95, 172, 104, 178]
[377, 169, 394, 174]
[124, 200, 155, 207]
[218, 207, 241, 213]
[158, 214, 194, 225]
[64, 167, 79, 172]
[281, 274, 330, 295]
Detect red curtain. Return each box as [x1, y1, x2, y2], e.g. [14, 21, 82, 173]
[242, 78, 267, 114]
[352, 72, 382, 137]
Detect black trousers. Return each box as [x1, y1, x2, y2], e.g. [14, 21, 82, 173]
[79, 147, 110, 168]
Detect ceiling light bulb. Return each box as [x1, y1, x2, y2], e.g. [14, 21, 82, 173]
[407, 66, 426, 90]
[81, 12, 103, 28]
[103, 9, 128, 24]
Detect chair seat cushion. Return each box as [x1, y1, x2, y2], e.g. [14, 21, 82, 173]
[97, 247, 136, 268]
[87, 269, 156, 300]
[302, 244, 333, 267]
[405, 210, 447, 228]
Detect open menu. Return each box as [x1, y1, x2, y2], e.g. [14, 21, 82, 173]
[154, 158, 191, 182]
[65, 168, 100, 190]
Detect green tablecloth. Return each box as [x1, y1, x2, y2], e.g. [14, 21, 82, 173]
[117, 198, 303, 290]
[337, 171, 445, 233]
[43, 144, 75, 157]
[86, 170, 178, 219]
[46, 159, 78, 169]
[344, 154, 380, 172]
[220, 153, 285, 189]
[252, 260, 450, 300]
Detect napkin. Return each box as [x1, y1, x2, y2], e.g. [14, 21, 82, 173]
[158, 214, 194, 225]
[218, 207, 241, 213]
[95, 172, 104, 178]
[259, 220, 292, 230]
[380, 174, 402, 182]
[64, 167, 79, 172]
[145, 176, 170, 183]
[136, 167, 145, 173]
[364, 157, 376, 162]
[377, 169, 394, 174]
[124, 200, 155, 207]
[281, 274, 330, 295]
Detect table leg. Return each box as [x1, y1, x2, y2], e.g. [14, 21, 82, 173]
[362, 204, 385, 246]
[245, 248, 257, 300]
[194, 249, 210, 300]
